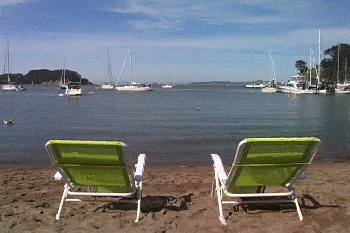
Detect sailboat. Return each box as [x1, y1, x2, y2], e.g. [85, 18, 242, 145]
[315, 28, 335, 94]
[304, 46, 318, 94]
[65, 81, 82, 96]
[2, 41, 21, 91]
[100, 48, 114, 89]
[162, 84, 173, 88]
[262, 52, 278, 93]
[59, 57, 68, 89]
[59, 80, 82, 96]
[162, 78, 174, 88]
[115, 47, 152, 92]
[162, 83, 173, 88]
[335, 44, 350, 94]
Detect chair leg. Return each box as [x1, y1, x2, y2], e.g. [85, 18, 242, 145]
[294, 198, 303, 221]
[134, 189, 142, 223]
[213, 169, 227, 225]
[216, 188, 227, 225]
[56, 184, 69, 220]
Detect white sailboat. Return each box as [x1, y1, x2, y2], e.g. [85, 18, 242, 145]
[162, 84, 173, 88]
[59, 57, 68, 89]
[115, 47, 153, 92]
[162, 78, 174, 88]
[304, 46, 318, 94]
[246, 83, 267, 88]
[262, 52, 278, 93]
[315, 28, 335, 95]
[335, 44, 350, 94]
[60, 81, 82, 96]
[2, 41, 21, 91]
[100, 48, 114, 89]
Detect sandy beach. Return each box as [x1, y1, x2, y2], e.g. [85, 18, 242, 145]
[1, 161, 350, 232]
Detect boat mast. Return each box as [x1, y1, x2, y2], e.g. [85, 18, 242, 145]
[269, 51, 272, 85]
[309, 47, 312, 84]
[116, 47, 130, 85]
[60, 52, 66, 86]
[337, 43, 340, 84]
[130, 46, 133, 82]
[107, 47, 111, 84]
[63, 56, 66, 84]
[317, 28, 321, 84]
[3, 44, 6, 78]
[6, 40, 10, 84]
[345, 57, 348, 83]
[270, 52, 277, 85]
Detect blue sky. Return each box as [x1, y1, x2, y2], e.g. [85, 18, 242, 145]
[1, 0, 350, 84]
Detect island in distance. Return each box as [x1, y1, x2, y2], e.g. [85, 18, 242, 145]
[0, 69, 92, 85]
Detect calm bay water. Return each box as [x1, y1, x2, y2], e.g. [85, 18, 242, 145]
[1, 84, 349, 167]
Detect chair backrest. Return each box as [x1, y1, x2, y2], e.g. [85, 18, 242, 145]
[226, 137, 321, 193]
[46, 140, 135, 193]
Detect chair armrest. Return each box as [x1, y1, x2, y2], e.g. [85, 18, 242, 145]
[211, 154, 228, 184]
[134, 154, 146, 181]
[54, 171, 63, 181]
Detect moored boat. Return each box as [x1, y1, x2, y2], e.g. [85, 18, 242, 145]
[162, 84, 173, 89]
[2, 41, 25, 91]
[262, 52, 278, 93]
[115, 47, 153, 92]
[60, 81, 82, 96]
[100, 48, 115, 89]
[116, 82, 153, 91]
[277, 74, 308, 94]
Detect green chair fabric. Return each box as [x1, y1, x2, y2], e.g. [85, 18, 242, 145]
[49, 140, 133, 193]
[227, 137, 319, 193]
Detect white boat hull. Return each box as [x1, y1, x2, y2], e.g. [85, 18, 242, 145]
[2, 84, 18, 91]
[162, 84, 173, 89]
[262, 87, 277, 93]
[101, 84, 114, 89]
[115, 85, 153, 91]
[65, 89, 82, 96]
[277, 86, 293, 93]
[335, 89, 350, 94]
[315, 89, 335, 94]
[246, 84, 267, 88]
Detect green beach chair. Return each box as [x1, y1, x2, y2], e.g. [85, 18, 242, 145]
[45, 140, 146, 222]
[211, 137, 321, 225]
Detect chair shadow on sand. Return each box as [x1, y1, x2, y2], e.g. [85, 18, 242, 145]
[92, 193, 194, 214]
[300, 194, 340, 209]
[227, 194, 340, 216]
